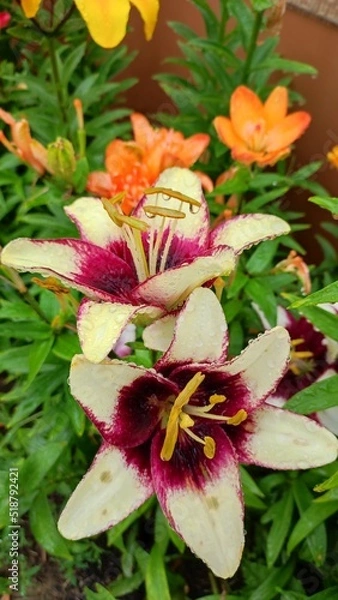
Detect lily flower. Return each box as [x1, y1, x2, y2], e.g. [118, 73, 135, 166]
[87, 112, 211, 214]
[20, 0, 159, 49]
[1, 168, 290, 363]
[0, 108, 52, 176]
[213, 86, 311, 167]
[256, 305, 338, 435]
[58, 288, 338, 578]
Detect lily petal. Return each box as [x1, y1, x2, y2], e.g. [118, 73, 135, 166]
[317, 406, 338, 436]
[221, 327, 290, 412]
[213, 116, 245, 149]
[151, 426, 244, 579]
[230, 86, 264, 140]
[232, 405, 338, 468]
[58, 443, 153, 539]
[65, 197, 123, 249]
[266, 112, 311, 152]
[134, 246, 236, 310]
[263, 87, 288, 128]
[134, 167, 210, 248]
[160, 288, 228, 366]
[211, 213, 290, 253]
[143, 314, 177, 352]
[130, 0, 159, 41]
[21, 0, 42, 18]
[70, 355, 175, 446]
[1, 238, 136, 301]
[78, 299, 163, 363]
[74, 0, 131, 49]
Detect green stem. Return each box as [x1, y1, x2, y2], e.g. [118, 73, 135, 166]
[218, 0, 228, 44]
[47, 37, 69, 134]
[241, 11, 263, 84]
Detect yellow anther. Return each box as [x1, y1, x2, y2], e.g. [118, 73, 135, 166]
[291, 338, 305, 347]
[204, 436, 216, 459]
[209, 394, 226, 405]
[225, 409, 248, 426]
[180, 413, 195, 429]
[160, 372, 205, 461]
[144, 186, 201, 207]
[292, 350, 314, 360]
[143, 205, 186, 219]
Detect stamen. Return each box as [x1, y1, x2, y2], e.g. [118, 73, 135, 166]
[291, 338, 305, 347]
[112, 212, 150, 232]
[225, 409, 248, 426]
[184, 428, 216, 459]
[160, 372, 205, 461]
[143, 205, 186, 219]
[144, 186, 201, 208]
[209, 394, 226, 405]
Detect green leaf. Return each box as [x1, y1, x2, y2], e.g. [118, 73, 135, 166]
[311, 588, 338, 599]
[290, 281, 338, 308]
[314, 468, 338, 492]
[251, 0, 274, 11]
[245, 278, 277, 326]
[292, 478, 327, 566]
[145, 545, 171, 600]
[294, 305, 338, 342]
[52, 332, 81, 361]
[284, 375, 338, 414]
[84, 584, 117, 600]
[287, 501, 338, 553]
[309, 195, 338, 215]
[29, 492, 71, 559]
[26, 337, 54, 387]
[19, 441, 66, 497]
[246, 239, 279, 275]
[254, 57, 317, 75]
[248, 560, 295, 600]
[266, 490, 294, 567]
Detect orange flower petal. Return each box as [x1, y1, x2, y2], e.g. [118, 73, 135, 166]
[130, 0, 160, 41]
[131, 113, 157, 149]
[230, 86, 264, 140]
[20, 0, 42, 18]
[265, 112, 311, 152]
[176, 133, 210, 167]
[213, 116, 243, 149]
[263, 87, 288, 128]
[74, 0, 131, 48]
[86, 171, 115, 197]
[105, 139, 142, 174]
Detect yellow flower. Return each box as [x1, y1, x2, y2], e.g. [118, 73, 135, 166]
[20, 0, 159, 49]
[327, 146, 338, 169]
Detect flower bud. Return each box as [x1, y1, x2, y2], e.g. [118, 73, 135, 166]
[47, 137, 76, 182]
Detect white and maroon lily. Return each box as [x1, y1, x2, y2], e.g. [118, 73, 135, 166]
[1, 167, 290, 363]
[257, 305, 338, 435]
[58, 288, 338, 579]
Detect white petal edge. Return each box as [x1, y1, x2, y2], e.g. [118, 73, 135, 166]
[211, 214, 290, 253]
[221, 327, 291, 408]
[134, 167, 210, 245]
[135, 247, 236, 310]
[58, 445, 152, 539]
[161, 288, 228, 365]
[242, 406, 338, 468]
[65, 196, 123, 248]
[317, 407, 338, 436]
[165, 460, 244, 578]
[77, 300, 163, 363]
[69, 354, 148, 427]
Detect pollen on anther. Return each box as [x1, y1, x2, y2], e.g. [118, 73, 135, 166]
[204, 436, 216, 459]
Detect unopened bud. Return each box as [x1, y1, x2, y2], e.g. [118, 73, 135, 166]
[47, 137, 76, 181]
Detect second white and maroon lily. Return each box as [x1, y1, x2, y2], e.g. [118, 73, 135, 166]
[1, 168, 290, 363]
[58, 288, 338, 579]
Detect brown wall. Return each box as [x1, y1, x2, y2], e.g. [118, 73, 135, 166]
[124, 3, 338, 261]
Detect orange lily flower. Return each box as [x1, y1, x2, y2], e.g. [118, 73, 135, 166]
[87, 113, 210, 214]
[213, 86, 311, 167]
[0, 108, 52, 176]
[20, 0, 159, 49]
